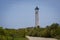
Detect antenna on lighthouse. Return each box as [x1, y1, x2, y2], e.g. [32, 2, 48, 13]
[36, 0, 39, 7]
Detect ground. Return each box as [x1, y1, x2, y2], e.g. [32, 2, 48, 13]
[26, 36, 57, 40]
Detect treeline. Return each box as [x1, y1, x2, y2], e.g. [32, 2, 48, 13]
[26, 23, 60, 39]
[0, 23, 60, 40]
[0, 27, 26, 40]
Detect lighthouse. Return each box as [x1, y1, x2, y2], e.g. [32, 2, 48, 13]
[35, 6, 39, 27]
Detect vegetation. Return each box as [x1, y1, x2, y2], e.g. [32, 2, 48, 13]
[0, 23, 60, 40]
[0, 27, 28, 40]
[26, 23, 60, 39]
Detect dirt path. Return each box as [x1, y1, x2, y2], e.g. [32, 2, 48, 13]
[26, 36, 57, 40]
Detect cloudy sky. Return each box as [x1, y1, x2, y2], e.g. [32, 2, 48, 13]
[0, 0, 60, 29]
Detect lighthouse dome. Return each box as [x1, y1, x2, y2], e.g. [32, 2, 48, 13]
[35, 6, 39, 10]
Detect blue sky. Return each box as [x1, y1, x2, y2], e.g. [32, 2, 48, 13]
[0, 0, 60, 29]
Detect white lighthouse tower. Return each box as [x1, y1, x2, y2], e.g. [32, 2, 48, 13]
[35, 6, 39, 27]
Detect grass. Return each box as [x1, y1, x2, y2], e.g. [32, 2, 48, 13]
[14, 37, 28, 40]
